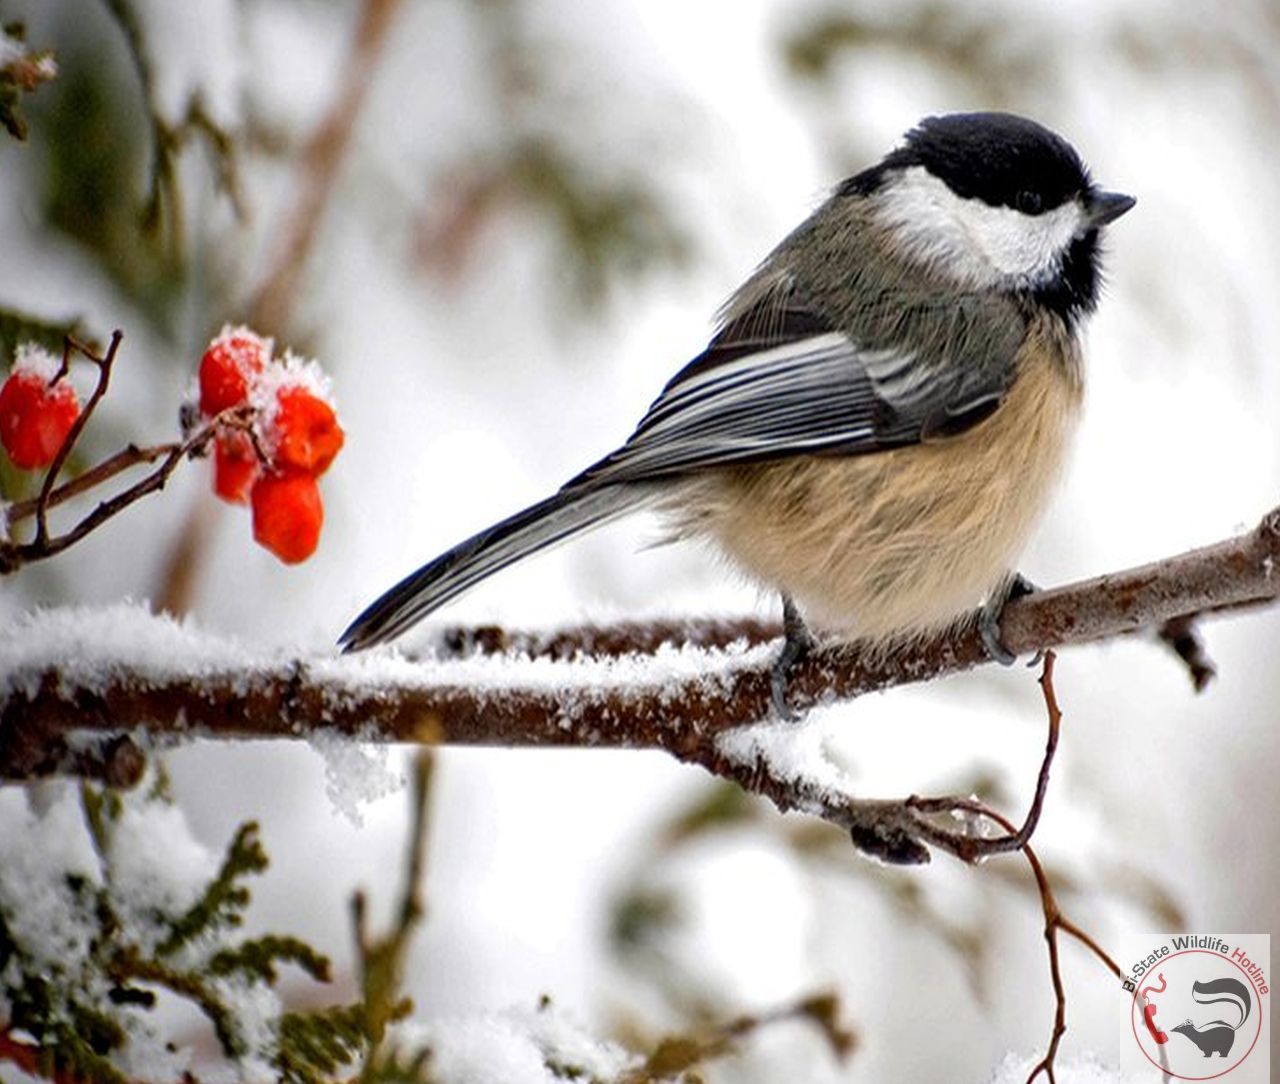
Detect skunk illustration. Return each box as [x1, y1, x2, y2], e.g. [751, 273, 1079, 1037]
[1170, 977, 1252, 1058]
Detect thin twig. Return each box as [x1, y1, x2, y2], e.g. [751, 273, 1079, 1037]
[7, 440, 184, 523]
[901, 658, 1124, 1084]
[33, 434, 210, 559]
[1056, 915, 1124, 983]
[1022, 841, 1067, 1084]
[354, 751, 433, 1077]
[698, 653, 1127, 1082]
[3, 422, 227, 572]
[33, 331, 123, 546]
[620, 991, 856, 1082]
[906, 650, 1062, 858]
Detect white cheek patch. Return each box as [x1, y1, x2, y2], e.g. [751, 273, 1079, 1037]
[873, 166, 1084, 288]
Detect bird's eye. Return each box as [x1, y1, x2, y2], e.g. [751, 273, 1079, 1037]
[1015, 190, 1043, 214]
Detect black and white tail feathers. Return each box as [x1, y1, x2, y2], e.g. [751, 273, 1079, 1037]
[338, 484, 650, 651]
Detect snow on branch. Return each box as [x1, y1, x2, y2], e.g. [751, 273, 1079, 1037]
[2, 504, 1277, 793]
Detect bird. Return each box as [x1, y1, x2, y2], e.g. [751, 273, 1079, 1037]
[340, 112, 1134, 716]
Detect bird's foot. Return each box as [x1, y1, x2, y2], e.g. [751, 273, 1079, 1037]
[979, 573, 1037, 666]
[771, 595, 816, 721]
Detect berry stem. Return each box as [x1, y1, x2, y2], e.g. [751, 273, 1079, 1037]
[8, 441, 182, 523]
[33, 330, 124, 546]
[10, 418, 223, 566]
[6, 405, 256, 527]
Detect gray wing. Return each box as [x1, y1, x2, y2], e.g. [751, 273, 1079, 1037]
[574, 284, 1025, 487]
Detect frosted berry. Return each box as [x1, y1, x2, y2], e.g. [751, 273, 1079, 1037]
[251, 469, 323, 564]
[199, 331, 268, 417]
[271, 386, 344, 476]
[213, 432, 260, 504]
[0, 370, 80, 469]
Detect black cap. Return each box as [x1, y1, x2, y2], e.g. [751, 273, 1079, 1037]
[843, 112, 1093, 216]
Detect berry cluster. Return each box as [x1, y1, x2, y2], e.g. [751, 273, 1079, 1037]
[0, 345, 81, 470]
[195, 327, 344, 564]
[1, 330, 344, 568]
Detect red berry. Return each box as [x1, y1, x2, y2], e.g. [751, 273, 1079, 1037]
[199, 331, 268, 417]
[251, 469, 324, 564]
[0, 370, 80, 470]
[212, 432, 260, 504]
[271, 386, 344, 476]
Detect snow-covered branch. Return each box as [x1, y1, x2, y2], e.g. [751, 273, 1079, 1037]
[2, 505, 1277, 794]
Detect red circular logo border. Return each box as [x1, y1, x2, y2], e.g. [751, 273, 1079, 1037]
[1129, 947, 1262, 1080]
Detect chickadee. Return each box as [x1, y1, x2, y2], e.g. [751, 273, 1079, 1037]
[341, 112, 1134, 714]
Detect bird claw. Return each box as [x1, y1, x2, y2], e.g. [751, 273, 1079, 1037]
[980, 573, 1037, 666]
[771, 596, 816, 720]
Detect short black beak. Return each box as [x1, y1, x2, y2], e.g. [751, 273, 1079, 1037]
[1085, 189, 1136, 227]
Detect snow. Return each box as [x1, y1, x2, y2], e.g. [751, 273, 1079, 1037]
[0, 770, 303, 1080]
[0, 596, 775, 721]
[0, 601, 772, 825]
[112, 1036, 191, 1084]
[10, 341, 63, 382]
[399, 1002, 637, 1084]
[987, 1052, 1149, 1083]
[715, 710, 858, 816]
[212, 976, 282, 1080]
[107, 796, 219, 953]
[314, 636, 773, 712]
[0, 30, 23, 68]
[0, 784, 101, 971]
[125, 0, 242, 128]
[0, 600, 772, 704]
[253, 349, 335, 409]
[309, 729, 406, 827]
[0, 602, 262, 701]
[0, 604, 402, 825]
[252, 348, 340, 453]
[0, 774, 222, 966]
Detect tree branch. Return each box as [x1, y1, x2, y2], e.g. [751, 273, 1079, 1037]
[2, 504, 1277, 790]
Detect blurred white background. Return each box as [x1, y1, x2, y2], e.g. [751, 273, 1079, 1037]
[0, 0, 1276, 1078]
